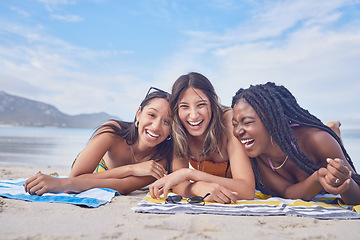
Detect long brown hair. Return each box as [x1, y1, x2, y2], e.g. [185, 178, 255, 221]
[171, 72, 228, 159]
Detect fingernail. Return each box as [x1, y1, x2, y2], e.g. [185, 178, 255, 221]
[326, 158, 331, 163]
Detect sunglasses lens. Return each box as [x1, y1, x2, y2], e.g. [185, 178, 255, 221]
[187, 196, 203, 204]
[166, 195, 182, 203]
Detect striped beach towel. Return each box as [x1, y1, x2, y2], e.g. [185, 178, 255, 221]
[132, 191, 360, 219]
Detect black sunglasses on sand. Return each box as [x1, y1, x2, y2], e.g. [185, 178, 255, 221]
[165, 193, 211, 206]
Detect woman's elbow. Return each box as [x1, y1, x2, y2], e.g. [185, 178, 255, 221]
[242, 190, 255, 200]
[117, 189, 133, 195]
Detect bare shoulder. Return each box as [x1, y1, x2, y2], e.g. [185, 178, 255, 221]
[221, 109, 237, 142]
[94, 120, 122, 135]
[294, 127, 343, 166]
[294, 127, 333, 146]
[222, 109, 233, 127]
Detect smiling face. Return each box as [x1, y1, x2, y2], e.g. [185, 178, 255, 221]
[232, 98, 271, 158]
[177, 87, 212, 138]
[136, 98, 172, 148]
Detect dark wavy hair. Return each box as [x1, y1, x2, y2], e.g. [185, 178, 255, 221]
[93, 90, 173, 172]
[231, 82, 359, 196]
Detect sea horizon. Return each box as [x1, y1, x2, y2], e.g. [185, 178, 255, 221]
[0, 125, 359, 172]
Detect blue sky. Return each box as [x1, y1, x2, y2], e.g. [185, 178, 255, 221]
[1, 0, 360, 127]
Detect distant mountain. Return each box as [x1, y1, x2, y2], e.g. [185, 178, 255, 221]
[0, 91, 118, 128]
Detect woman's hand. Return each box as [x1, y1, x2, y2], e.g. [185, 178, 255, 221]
[318, 158, 351, 195]
[149, 168, 190, 200]
[193, 182, 238, 204]
[149, 168, 238, 203]
[130, 160, 166, 180]
[23, 173, 68, 195]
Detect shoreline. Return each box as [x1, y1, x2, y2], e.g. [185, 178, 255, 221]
[1, 165, 360, 239]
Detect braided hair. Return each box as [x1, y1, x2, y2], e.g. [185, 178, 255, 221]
[231, 82, 359, 196]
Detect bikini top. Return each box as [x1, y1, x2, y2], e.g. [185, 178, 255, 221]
[72, 152, 108, 173]
[189, 158, 232, 178]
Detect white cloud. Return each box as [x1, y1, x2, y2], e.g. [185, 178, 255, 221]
[50, 14, 84, 22]
[160, 0, 360, 122]
[10, 6, 31, 17]
[37, 0, 76, 12]
[0, 19, 144, 119]
[1, 0, 359, 123]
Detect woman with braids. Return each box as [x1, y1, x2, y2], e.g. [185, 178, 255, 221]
[24, 88, 173, 195]
[149, 72, 255, 203]
[231, 82, 360, 204]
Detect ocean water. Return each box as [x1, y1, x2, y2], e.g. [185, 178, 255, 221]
[0, 126, 359, 171]
[0, 126, 93, 168]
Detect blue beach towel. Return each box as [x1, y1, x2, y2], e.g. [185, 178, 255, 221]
[0, 178, 119, 208]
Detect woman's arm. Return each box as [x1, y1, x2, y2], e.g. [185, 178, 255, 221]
[305, 130, 360, 204]
[24, 172, 158, 195]
[72, 159, 166, 181]
[270, 129, 360, 203]
[24, 157, 167, 195]
[220, 110, 255, 199]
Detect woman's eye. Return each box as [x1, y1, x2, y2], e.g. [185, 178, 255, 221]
[198, 102, 207, 107]
[244, 121, 254, 125]
[163, 120, 171, 126]
[148, 113, 155, 118]
[179, 104, 188, 108]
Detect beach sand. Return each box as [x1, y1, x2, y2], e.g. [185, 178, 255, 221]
[1, 165, 359, 240]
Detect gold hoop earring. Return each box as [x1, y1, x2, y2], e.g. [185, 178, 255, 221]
[135, 120, 139, 128]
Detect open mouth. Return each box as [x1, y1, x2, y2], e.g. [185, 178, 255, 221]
[188, 120, 203, 127]
[241, 138, 255, 148]
[146, 130, 159, 139]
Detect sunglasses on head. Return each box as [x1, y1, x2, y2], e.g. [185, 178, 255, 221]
[146, 86, 169, 97]
[165, 193, 210, 205]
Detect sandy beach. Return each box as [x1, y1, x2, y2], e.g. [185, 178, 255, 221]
[0, 165, 359, 240]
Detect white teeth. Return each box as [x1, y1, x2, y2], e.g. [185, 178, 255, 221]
[189, 120, 202, 126]
[146, 130, 159, 138]
[241, 139, 253, 144]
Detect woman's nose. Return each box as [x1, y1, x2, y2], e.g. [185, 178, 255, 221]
[234, 125, 245, 136]
[152, 119, 161, 130]
[189, 107, 198, 119]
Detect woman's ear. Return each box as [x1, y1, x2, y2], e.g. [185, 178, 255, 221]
[135, 106, 142, 123]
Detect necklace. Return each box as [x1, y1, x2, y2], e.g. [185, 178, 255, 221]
[267, 156, 288, 171]
[130, 146, 139, 163]
[189, 137, 205, 172]
[130, 145, 152, 163]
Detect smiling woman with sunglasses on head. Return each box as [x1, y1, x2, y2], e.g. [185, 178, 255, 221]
[24, 88, 173, 195]
[149, 72, 255, 203]
[231, 82, 360, 204]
